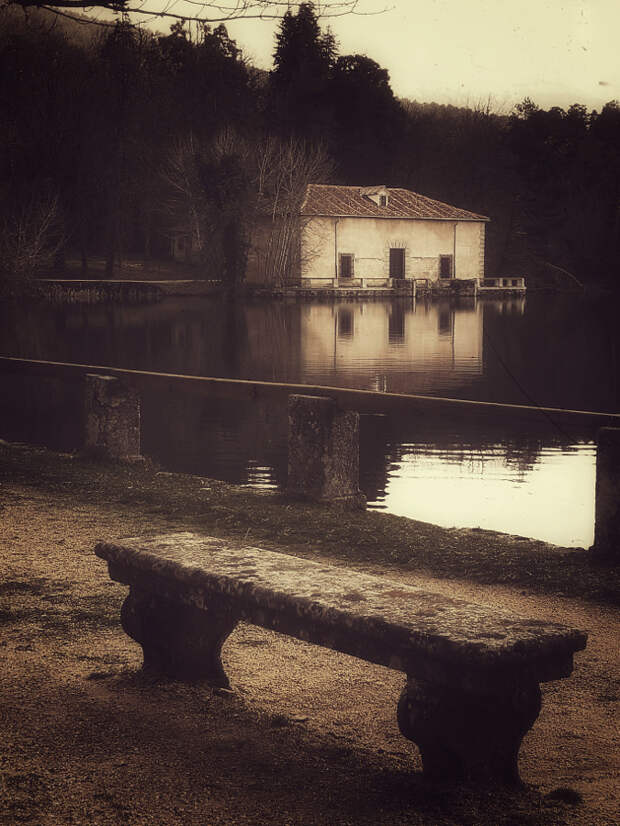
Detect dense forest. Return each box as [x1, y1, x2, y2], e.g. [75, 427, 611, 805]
[1, 2, 619, 290]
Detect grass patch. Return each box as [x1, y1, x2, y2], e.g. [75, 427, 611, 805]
[1, 442, 618, 606]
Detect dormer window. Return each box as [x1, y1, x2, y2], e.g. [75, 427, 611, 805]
[360, 185, 389, 208]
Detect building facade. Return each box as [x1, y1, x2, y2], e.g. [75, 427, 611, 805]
[298, 184, 488, 288]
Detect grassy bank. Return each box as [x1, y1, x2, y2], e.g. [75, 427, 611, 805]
[1, 441, 617, 606]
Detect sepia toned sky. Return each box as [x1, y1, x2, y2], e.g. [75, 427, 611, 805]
[218, 0, 620, 112]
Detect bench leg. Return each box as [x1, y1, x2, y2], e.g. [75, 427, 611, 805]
[121, 587, 238, 687]
[397, 677, 541, 784]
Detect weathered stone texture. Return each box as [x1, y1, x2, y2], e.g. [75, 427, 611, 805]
[592, 427, 620, 557]
[84, 374, 140, 460]
[121, 587, 237, 686]
[286, 394, 366, 508]
[96, 533, 585, 687]
[95, 532, 587, 783]
[397, 677, 541, 783]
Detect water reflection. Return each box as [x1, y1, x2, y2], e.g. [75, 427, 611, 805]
[299, 299, 483, 394]
[377, 441, 596, 547]
[1, 293, 616, 548]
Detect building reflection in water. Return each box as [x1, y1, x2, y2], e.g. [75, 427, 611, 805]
[0, 293, 600, 547]
[301, 298, 484, 396]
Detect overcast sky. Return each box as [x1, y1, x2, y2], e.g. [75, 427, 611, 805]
[219, 0, 619, 112]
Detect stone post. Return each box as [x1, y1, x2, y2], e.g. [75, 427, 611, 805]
[84, 373, 141, 461]
[592, 427, 620, 557]
[286, 394, 366, 508]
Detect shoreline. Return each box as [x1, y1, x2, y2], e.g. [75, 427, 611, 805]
[1, 441, 617, 606]
[1, 440, 618, 824]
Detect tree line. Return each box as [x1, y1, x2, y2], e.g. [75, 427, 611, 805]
[1, 2, 618, 290]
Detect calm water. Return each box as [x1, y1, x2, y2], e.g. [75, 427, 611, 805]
[1, 292, 618, 547]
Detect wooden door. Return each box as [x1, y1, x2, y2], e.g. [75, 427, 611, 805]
[389, 248, 405, 279]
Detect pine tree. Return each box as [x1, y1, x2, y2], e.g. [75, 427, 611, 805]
[270, 2, 336, 137]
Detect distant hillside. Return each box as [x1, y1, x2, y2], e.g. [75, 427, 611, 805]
[0, 5, 107, 46]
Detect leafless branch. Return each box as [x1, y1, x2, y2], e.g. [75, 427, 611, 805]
[0, 191, 64, 282]
[251, 136, 332, 285]
[5, 0, 372, 27]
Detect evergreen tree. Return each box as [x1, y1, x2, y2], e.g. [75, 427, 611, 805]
[330, 54, 404, 181]
[269, 2, 336, 137]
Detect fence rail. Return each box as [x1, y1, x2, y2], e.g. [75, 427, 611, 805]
[1, 355, 619, 429]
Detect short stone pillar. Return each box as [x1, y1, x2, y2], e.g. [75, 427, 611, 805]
[84, 373, 141, 461]
[591, 427, 620, 557]
[286, 394, 366, 508]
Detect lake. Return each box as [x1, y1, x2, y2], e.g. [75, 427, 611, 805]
[1, 292, 618, 547]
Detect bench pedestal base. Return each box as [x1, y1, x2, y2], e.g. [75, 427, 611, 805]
[121, 588, 238, 687]
[397, 677, 542, 784]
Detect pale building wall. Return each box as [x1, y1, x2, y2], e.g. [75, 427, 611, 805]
[454, 221, 486, 279]
[300, 217, 486, 283]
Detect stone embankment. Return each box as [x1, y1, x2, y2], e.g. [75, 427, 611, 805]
[37, 279, 221, 303]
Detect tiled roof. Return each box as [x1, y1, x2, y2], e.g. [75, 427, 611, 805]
[302, 184, 489, 221]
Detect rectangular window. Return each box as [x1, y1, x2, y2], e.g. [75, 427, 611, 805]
[379, 195, 387, 207]
[389, 248, 405, 279]
[339, 253, 354, 279]
[439, 255, 453, 279]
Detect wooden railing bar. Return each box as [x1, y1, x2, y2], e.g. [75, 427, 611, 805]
[1, 355, 618, 429]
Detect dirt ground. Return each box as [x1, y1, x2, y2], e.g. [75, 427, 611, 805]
[1, 479, 618, 825]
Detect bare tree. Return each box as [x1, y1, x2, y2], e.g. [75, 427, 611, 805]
[162, 132, 331, 285]
[4, 0, 365, 27]
[252, 136, 332, 286]
[0, 190, 63, 286]
[161, 132, 209, 261]
[161, 127, 255, 285]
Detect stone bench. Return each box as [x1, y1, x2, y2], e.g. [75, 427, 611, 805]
[95, 532, 587, 784]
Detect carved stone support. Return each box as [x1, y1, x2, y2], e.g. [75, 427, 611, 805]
[121, 587, 238, 687]
[397, 676, 542, 784]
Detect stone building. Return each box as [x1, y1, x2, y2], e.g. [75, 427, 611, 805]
[296, 184, 488, 288]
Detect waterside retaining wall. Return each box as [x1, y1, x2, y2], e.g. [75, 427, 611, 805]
[38, 280, 221, 303]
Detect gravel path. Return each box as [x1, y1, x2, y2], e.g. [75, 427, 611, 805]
[1, 482, 618, 825]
